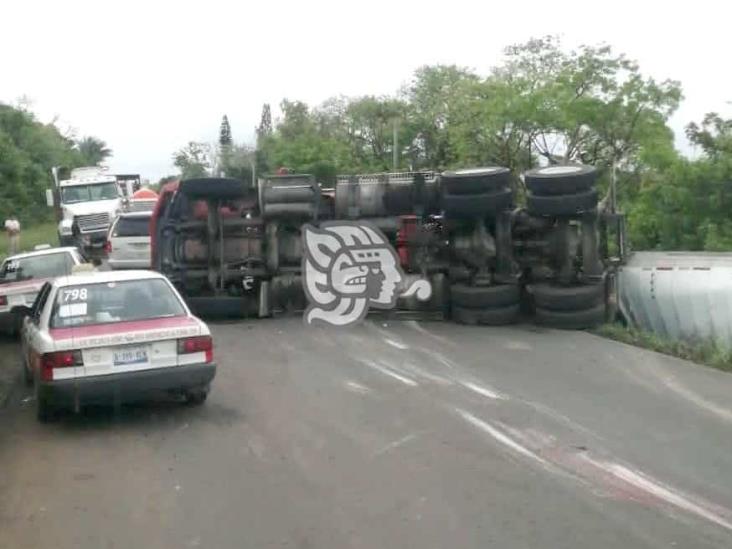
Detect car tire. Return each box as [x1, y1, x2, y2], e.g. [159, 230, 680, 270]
[22, 355, 32, 386]
[452, 304, 520, 326]
[526, 189, 598, 217]
[35, 382, 54, 422]
[180, 178, 247, 199]
[535, 303, 606, 330]
[524, 165, 597, 196]
[441, 167, 511, 195]
[447, 265, 471, 283]
[442, 188, 514, 218]
[185, 388, 208, 405]
[529, 282, 605, 311]
[450, 283, 520, 309]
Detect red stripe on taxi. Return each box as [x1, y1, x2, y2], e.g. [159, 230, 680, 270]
[50, 316, 198, 340]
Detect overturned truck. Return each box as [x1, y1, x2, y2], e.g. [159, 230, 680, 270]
[150, 165, 624, 329]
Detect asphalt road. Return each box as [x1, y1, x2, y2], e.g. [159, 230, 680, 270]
[2, 318, 732, 548]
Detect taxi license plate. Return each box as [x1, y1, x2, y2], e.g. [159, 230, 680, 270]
[113, 347, 148, 366]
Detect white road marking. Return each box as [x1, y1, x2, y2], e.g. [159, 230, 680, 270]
[580, 454, 732, 532]
[406, 320, 454, 346]
[384, 338, 409, 350]
[504, 426, 556, 448]
[456, 409, 548, 466]
[402, 362, 453, 385]
[504, 340, 533, 351]
[656, 369, 732, 424]
[372, 433, 420, 457]
[344, 380, 371, 394]
[461, 381, 505, 400]
[361, 359, 418, 387]
[521, 399, 601, 440]
[432, 353, 457, 370]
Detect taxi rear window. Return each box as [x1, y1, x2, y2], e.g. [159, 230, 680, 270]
[0, 253, 74, 283]
[49, 278, 186, 328]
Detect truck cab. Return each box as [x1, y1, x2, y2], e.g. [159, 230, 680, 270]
[50, 167, 123, 257]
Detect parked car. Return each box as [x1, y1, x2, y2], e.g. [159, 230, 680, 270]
[20, 269, 215, 421]
[0, 247, 86, 335]
[106, 211, 152, 269]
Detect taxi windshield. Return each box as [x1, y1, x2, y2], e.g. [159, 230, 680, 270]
[49, 278, 186, 328]
[0, 253, 74, 283]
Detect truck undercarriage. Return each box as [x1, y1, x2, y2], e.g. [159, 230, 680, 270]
[151, 165, 624, 329]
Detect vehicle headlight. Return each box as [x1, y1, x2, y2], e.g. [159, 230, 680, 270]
[59, 220, 73, 235]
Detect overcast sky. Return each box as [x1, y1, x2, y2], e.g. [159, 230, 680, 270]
[2, 0, 729, 181]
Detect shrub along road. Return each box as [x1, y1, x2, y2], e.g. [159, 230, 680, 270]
[2, 318, 732, 548]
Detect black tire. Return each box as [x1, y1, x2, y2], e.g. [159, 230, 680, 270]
[22, 354, 32, 386]
[441, 167, 511, 195]
[535, 303, 606, 330]
[447, 265, 471, 283]
[180, 178, 247, 199]
[442, 188, 514, 218]
[451, 283, 519, 309]
[452, 304, 520, 326]
[185, 388, 208, 405]
[529, 282, 605, 311]
[526, 189, 598, 217]
[524, 165, 596, 196]
[35, 382, 53, 422]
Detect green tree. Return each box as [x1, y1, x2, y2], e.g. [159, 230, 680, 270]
[686, 113, 732, 158]
[448, 37, 682, 176]
[628, 113, 732, 251]
[173, 141, 212, 179]
[76, 136, 112, 165]
[219, 115, 232, 147]
[404, 65, 479, 169]
[0, 103, 85, 224]
[256, 104, 272, 140]
[221, 144, 255, 186]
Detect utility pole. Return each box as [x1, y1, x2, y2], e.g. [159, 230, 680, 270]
[611, 161, 617, 214]
[252, 125, 257, 187]
[392, 118, 399, 171]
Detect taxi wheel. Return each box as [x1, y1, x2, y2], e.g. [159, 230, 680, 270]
[36, 394, 54, 422]
[185, 388, 208, 406]
[23, 359, 32, 386]
[34, 378, 55, 422]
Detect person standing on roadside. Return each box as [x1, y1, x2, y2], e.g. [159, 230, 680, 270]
[4, 215, 20, 255]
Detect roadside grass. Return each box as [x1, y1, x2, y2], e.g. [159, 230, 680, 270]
[595, 323, 732, 372]
[0, 222, 57, 261]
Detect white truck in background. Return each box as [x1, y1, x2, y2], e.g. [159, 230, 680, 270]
[48, 166, 123, 257]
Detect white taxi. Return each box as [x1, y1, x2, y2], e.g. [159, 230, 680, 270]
[0, 247, 85, 335]
[19, 270, 216, 421]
